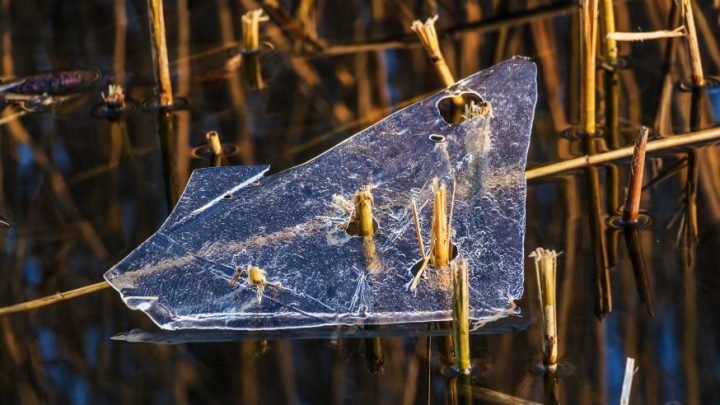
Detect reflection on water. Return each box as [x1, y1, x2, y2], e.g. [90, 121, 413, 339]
[1, 0, 720, 403]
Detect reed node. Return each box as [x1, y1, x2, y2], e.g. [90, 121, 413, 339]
[622, 127, 649, 223]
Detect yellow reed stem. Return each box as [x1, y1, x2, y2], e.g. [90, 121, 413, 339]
[354, 186, 374, 237]
[451, 258, 471, 373]
[0, 281, 110, 316]
[147, 0, 174, 108]
[431, 179, 450, 268]
[601, 0, 617, 63]
[525, 126, 720, 180]
[580, 0, 599, 134]
[242, 9, 267, 51]
[205, 130, 223, 156]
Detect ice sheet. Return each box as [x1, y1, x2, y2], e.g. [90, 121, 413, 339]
[104, 57, 537, 330]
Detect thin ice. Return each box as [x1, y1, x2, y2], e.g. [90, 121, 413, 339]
[104, 57, 537, 330]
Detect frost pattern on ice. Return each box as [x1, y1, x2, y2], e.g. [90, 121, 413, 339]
[104, 57, 538, 330]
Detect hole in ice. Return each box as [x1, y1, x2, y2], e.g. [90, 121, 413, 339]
[429, 134, 445, 143]
[409, 243, 459, 276]
[436, 92, 485, 124]
[343, 218, 379, 237]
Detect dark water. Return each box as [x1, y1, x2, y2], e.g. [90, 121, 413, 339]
[1, 0, 720, 403]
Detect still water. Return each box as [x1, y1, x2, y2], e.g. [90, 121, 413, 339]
[1, 0, 720, 403]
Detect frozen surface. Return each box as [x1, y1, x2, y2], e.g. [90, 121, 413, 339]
[104, 57, 537, 331]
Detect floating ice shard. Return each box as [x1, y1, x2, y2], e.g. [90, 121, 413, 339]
[105, 57, 537, 331]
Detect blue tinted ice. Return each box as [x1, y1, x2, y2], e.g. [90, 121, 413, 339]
[104, 57, 537, 330]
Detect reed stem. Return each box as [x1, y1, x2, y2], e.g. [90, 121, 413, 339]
[619, 357, 637, 405]
[525, 126, 720, 180]
[580, 0, 600, 134]
[354, 186, 374, 237]
[680, 0, 705, 86]
[530, 248, 558, 368]
[411, 16, 456, 87]
[451, 258, 471, 373]
[242, 9, 267, 51]
[600, 0, 617, 63]
[206, 130, 224, 167]
[147, 0, 174, 108]
[0, 281, 110, 316]
[607, 27, 686, 42]
[431, 179, 450, 268]
[622, 127, 649, 223]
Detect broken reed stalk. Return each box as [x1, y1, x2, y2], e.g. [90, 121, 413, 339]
[525, 126, 720, 180]
[354, 186, 374, 236]
[147, 0, 174, 108]
[680, 0, 705, 86]
[530, 248, 558, 370]
[432, 179, 450, 268]
[242, 9, 268, 51]
[409, 178, 453, 291]
[0, 281, 110, 316]
[241, 9, 268, 90]
[412, 16, 456, 87]
[622, 127, 649, 223]
[580, 0, 600, 134]
[619, 357, 637, 405]
[451, 258, 471, 373]
[206, 130, 224, 156]
[206, 130, 224, 167]
[607, 26, 687, 42]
